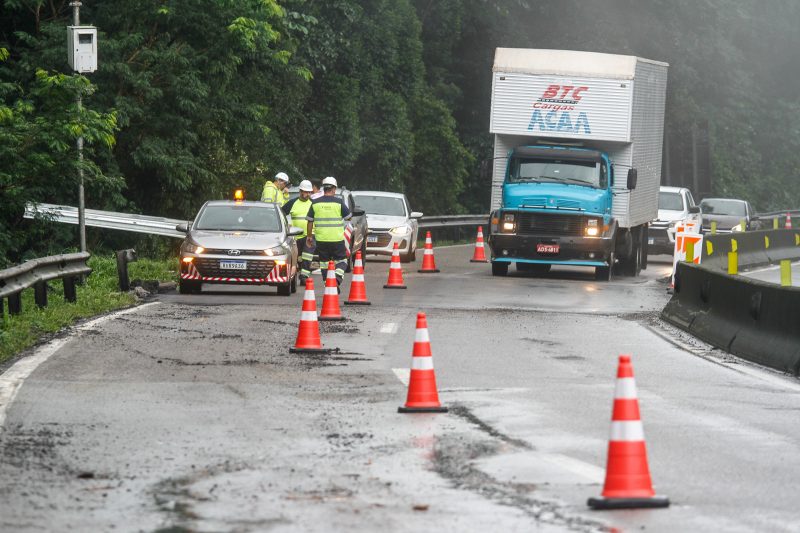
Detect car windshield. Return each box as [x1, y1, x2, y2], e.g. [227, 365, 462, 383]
[195, 205, 281, 232]
[701, 199, 747, 216]
[353, 195, 407, 217]
[658, 192, 685, 211]
[508, 158, 604, 188]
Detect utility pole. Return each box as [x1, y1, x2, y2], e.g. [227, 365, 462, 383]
[70, 0, 86, 253]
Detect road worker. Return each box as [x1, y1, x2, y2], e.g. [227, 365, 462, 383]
[282, 179, 315, 283]
[306, 176, 351, 288]
[261, 171, 290, 205]
[310, 178, 324, 200]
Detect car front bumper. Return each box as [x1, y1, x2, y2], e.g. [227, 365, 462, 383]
[365, 230, 412, 256]
[647, 224, 675, 254]
[179, 254, 294, 284]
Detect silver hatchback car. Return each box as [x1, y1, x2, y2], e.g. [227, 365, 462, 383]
[177, 200, 301, 295]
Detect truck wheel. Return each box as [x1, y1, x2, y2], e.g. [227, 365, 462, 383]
[640, 226, 649, 270]
[492, 261, 509, 276]
[621, 237, 642, 277]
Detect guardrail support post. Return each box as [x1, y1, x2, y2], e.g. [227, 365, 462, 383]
[116, 249, 138, 292]
[8, 292, 22, 315]
[63, 276, 77, 303]
[34, 281, 48, 308]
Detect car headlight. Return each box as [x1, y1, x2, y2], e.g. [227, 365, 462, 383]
[264, 244, 289, 256]
[731, 223, 743, 232]
[181, 241, 204, 254]
[390, 225, 411, 236]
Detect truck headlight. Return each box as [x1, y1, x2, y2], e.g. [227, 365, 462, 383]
[584, 218, 601, 237]
[390, 225, 411, 236]
[501, 213, 516, 233]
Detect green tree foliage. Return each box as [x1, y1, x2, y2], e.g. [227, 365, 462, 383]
[2, 0, 800, 265]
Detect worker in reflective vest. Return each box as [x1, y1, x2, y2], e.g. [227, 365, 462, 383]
[282, 179, 315, 283]
[261, 171, 290, 205]
[306, 176, 351, 288]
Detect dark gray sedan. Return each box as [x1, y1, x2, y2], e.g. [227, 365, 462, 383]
[176, 200, 301, 295]
[699, 198, 759, 233]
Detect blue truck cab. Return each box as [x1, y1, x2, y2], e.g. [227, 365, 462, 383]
[488, 145, 637, 280]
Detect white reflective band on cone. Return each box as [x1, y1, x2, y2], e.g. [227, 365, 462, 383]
[415, 328, 430, 343]
[326, 269, 336, 279]
[614, 378, 638, 399]
[610, 421, 645, 442]
[303, 290, 315, 300]
[355, 260, 363, 267]
[411, 357, 434, 370]
[390, 262, 401, 269]
[426, 237, 432, 244]
[352, 274, 364, 282]
[325, 287, 337, 295]
[424, 249, 433, 255]
[301, 311, 317, 322]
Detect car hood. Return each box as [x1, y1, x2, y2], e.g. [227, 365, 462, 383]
[502, 182, 607, 215]
[189, 230, 286, 250]
[655, 209, 687, 222]
[365, 214, 408, 230]
[701, 214, 741, 229]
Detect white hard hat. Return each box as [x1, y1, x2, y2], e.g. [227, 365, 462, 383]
[322, 176, 337, 188]
[274, 172, 290, 183]
[298, 179, 313, 192]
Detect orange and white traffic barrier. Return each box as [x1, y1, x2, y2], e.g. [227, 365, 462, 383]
[398, 312, 447, 413]
[290, 279, 331, 353]
[470, 226, 489, 263]
[786, 213, 793, 229]
[418, 231, 440, 273]
[588, 355, 669, 510]
[319, 260, 345, 321]
[345, 251, 370, 305]
[384, 243, 407, 289]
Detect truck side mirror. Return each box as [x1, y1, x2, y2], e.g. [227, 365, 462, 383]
[626, 168, 638, 190]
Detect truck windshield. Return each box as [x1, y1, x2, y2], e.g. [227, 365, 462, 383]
[508, 158, 604, 188]
[195, 205, 281, 232]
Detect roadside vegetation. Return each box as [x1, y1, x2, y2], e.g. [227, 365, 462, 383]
[0, 255, 176, 365]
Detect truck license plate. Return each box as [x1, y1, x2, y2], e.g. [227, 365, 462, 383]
[536, 243, 560, 255]
[367, 235, 378, 243]
[219, 260, 247, 270]
[648, 238, 655, 245]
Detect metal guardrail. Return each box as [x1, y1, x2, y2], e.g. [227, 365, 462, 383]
[418, 214, 488, 229]
[25, 202, 488, 236]
[25, 203, 185, 238]
[0, 252, 92, 316]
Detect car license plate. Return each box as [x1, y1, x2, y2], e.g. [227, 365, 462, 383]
[367, 235, 378, 243]
[536, 243, 559, 254]
[219, 260, 247, 270]
[648, 238, 655, 245]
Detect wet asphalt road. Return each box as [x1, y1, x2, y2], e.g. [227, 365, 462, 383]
[1, 245, 800, 532]
[742, 259, 800, 286]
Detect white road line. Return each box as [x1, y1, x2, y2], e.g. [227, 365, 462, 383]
[539, 453, 606, 483]
[0, 303, 159, 429]
[392, 368, 410, 386]
[380, 322, 398, 334]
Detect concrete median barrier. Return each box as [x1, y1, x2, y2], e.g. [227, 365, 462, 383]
[663, 229, 800, 375]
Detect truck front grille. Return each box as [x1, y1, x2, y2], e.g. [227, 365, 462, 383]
[518, 213, 583, 236]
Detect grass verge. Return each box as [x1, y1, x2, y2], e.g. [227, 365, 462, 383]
[0, 255, 177, 366]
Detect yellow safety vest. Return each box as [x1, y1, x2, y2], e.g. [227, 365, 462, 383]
[261, 181, 286, 206]
[312, 201, 345, 242]
[289, 198, 312, 238]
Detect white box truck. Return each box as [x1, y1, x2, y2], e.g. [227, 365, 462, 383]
[486, 48, 668, 280]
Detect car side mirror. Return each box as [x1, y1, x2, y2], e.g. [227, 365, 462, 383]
[688, 206, 701, 214]
[626, 168, 638, 190]
[410, 211, 423, 219]
[352, 209, 365, 217]
[287, 227, 304, 237]
[176, 222, 189, 233]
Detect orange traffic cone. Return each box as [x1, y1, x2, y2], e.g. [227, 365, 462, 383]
[470, 226, 489, 263]
[398, 312, 447, 413]
[290, 279, 331, 353]
[345, 251, 370, 305]
[319, 260, 345, 321]
[418, 231, 440, 273]
[384, 243, 407, 289]
[588, 355, 669, 510]
[786, 213, 793, 229]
